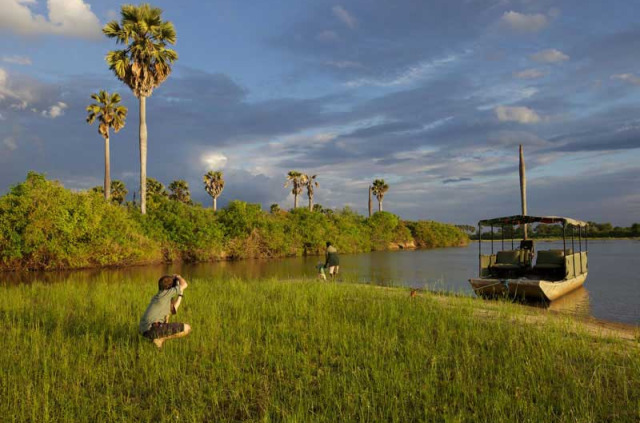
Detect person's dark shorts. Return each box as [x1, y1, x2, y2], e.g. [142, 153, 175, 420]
[143, 322, 185, 340]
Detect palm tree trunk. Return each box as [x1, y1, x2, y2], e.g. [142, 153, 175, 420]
[104, 134, 111, 201]
[368, 186, 372, 217]
[519, 144, 528, 239]
[213, 196, 217, 212]
[308, 194, 313, 211]
[379, 199, 383, 212]
[139, 96, 148, 214]
[294, 193, 298, 209]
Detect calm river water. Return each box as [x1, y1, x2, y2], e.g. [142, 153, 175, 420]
[5, 240, 639, 325]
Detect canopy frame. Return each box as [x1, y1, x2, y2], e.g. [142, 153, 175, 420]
[478, 215, 588, 228]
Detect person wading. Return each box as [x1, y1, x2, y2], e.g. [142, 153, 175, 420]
[325, 242, 340, 280]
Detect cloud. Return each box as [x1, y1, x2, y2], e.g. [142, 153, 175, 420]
[2, 55, 31, 65]
[513, 69, 546, 79]
[0, 67, 50, 110]
[324, 60, 363, 69]
[41, 102, 67, 119]
[495, 106, 541, 124]
[611, 73, 640, 86]
[500, 11, 549, 33]
[345, 53, 461, 87]
[0, 0, 101, 39]
[530, 49, 569, 63]
[3, 136, 17, 151]
[316, 30, 339, 42]
[201, 152, 228, 169]
[332, 5, 356, 29]
[442, 177, 471, 184]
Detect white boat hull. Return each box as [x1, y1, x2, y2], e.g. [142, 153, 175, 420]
[469, 273, 588, 301]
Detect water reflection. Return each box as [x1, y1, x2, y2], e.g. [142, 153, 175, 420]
[524, 286, 591, 318]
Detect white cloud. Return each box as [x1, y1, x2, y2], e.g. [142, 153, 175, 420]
[332, 5, 356, 29]
[316, 30, 339, 42]
[0, 67, 37, 109]
[41, 101, 67, 118]
[611, 73, 640, 86]
[500, 11, 548, 33]
[530, 49, 569, 64]
[513, 68, 546, 79]
[495, 105, 541, 124]
[345, 53, 461, 88]
[324, 60, 363, 69]
[3, 136, 17, 151]
[201, 152, 228, 169]
[2, 55, 32, 65]
[0, 0, 101, 39]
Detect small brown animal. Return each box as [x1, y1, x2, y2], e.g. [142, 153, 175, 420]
[410, 289, 418, 298]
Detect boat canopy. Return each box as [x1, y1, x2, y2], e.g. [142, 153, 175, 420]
[478, 215, 588, 228]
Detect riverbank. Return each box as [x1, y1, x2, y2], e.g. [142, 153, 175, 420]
[2, 278, 637, 422]
[0, 173, 467, 271]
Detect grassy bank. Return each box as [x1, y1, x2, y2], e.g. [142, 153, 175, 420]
[0, 173, 468, 271]
[1, 278, 638, 422]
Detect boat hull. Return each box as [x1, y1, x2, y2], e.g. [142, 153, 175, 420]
[469, 273, 588, 301]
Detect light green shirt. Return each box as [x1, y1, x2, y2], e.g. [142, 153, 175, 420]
[139, 285, 182, 333]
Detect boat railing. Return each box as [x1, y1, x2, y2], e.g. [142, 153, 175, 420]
[477, 215, 588, 278]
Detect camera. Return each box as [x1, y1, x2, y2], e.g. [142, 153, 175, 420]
[173, 276, 180, 288]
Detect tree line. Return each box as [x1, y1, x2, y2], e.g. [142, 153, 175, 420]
[0, 173, 468, 271]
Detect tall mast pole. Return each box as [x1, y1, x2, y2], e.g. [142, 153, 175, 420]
[519, 144, 528, 239]
[368, 185, 373, 217]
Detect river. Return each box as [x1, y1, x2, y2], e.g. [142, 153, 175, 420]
[4, 239, 638, 325]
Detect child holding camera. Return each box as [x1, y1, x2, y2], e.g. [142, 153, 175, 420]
[139, 274, 191, 348]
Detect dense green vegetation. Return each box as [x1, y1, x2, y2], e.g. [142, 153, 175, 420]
[1, 278, 637, 422]
[0, 173, 467, 271]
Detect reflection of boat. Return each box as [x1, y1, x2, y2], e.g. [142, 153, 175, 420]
[545, 286, 590, 315]
[469, 215, 589, 302]
[524, 286, 591, 317]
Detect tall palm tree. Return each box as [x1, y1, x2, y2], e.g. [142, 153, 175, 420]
[103, 4, 178, 214]
[203, 170, 225, 211]
[371, 179, 389, 212]
[284, 171, 304, 208]
[169, 179, 191, 204]
[86, 90, 127, 201]
[302, 174, 319, 211]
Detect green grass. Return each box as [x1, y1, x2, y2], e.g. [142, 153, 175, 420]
[1, 278, 638, 422]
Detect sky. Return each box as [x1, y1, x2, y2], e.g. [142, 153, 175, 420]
[0, 0, 639, 225]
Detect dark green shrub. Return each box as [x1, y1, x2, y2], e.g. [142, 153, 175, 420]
[0, 172, 160, 270]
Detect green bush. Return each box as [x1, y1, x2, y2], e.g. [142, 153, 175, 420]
[368, 211, 400, 250]
[408, 220, 468, 248]
[0, 172, 160, 270]
[138, 197, 224, 262]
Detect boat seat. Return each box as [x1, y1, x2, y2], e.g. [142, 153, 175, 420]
[534, 250, 565, 270]
[491, 250, 522, 270]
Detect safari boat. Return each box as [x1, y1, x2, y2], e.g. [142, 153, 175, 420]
[469, 215, 588, 302]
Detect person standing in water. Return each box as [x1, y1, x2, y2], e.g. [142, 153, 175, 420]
[325, 242, 340, 280]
